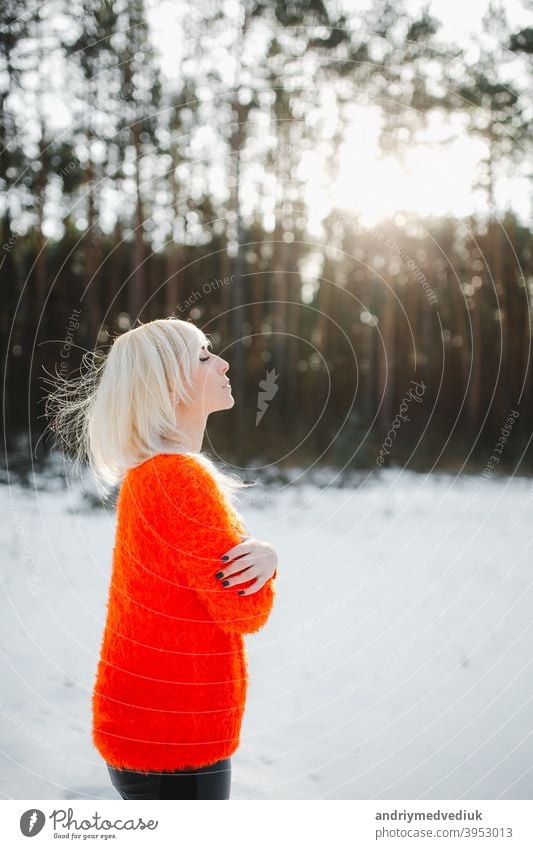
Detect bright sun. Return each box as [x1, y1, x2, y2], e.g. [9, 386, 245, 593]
[302, 105, 494, 231]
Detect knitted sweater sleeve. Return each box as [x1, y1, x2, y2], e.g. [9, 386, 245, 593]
[146, 454, 277, 635]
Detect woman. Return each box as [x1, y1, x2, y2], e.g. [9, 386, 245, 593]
[45, 316, 278, 800]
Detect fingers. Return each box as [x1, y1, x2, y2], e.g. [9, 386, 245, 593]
[217, 537, 274, 596]
[219, 571, 256, 589]
[220, 539, 253, 563]
[218, 567, 259, 590]
[236, 578, 266, 596]
[216, 557, 253, 581]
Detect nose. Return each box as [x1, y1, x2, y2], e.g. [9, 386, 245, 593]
[220, 358, 229, 374]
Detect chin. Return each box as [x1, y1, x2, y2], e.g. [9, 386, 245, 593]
[214, 395, 234, 412]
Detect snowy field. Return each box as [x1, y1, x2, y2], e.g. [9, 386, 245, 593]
[1, 461, 532, 800]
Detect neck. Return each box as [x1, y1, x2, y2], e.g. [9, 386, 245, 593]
[177, 408, 208, 453]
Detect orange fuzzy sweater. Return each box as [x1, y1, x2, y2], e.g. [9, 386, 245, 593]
[91, 452, 277, 772]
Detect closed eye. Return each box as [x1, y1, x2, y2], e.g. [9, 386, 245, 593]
[200, 341, 213, 362]
[200, 341, 212, 362]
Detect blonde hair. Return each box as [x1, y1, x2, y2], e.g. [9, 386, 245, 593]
[42, 316, 253, 504]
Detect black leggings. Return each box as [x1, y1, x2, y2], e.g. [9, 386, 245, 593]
[107, 757, 232, 800]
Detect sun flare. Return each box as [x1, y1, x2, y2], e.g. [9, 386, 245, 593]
[303, 106, 493, 230]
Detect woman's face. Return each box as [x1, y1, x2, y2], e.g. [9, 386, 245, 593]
[189, 343, 234, 415]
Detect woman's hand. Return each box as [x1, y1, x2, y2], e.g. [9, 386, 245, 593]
[216, 534, 277, 596]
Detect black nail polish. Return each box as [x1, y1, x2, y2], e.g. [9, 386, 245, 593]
[222, 580, 230, 587]
[221, 555, 229, 561]
[215, 571, 224, 579]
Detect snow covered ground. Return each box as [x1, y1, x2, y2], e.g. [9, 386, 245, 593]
[1, 461, 532, 800]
